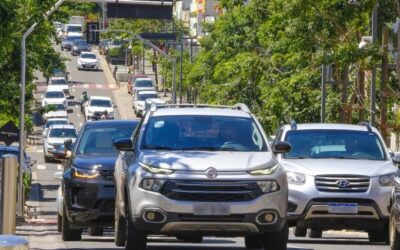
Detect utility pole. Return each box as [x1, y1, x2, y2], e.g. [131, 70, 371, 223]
[380, 26, 390, 145]
[370, 4, 378, 125]
[321, 65, 326, 123]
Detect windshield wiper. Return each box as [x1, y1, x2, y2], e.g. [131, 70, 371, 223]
[142, 145, 175, 150]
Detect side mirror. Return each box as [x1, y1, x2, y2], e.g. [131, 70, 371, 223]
[114, 138, 134, 152]
[393, 152, 400, 165]
[273, 141, 291, 154]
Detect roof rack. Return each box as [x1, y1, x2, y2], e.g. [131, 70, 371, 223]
[290, 120, 297, 130]
[146, 102, 251, 113]
[359, 121, 372, 132]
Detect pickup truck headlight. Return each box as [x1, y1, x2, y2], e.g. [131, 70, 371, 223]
[287, 171, 306, 185]
[140, 179, 166, 192]
[139, 162, 174, 175]
[248, 164, 279, 176]
[72, 166, 100, 179]
[379, 173, 395, 186]
[257, 181, 280, 193]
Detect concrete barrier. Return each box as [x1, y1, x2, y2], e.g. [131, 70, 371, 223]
[0, 235, 29, 250]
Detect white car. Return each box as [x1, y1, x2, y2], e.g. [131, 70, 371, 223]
[132, 78, 155, 97]
[77, 52, 100, 71]
[49, 77, 69, 96]
[63, 24, 83, 39]
[42, 118, 69, 137]
[43, 124, 78, 162]
[133, 90, 158, 117]
[84, 96, 114, 121]
[43, 103, 68, 121]
[42, 89, 66, 108]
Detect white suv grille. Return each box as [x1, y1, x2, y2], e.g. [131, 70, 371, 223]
[315, 175, 370, 192]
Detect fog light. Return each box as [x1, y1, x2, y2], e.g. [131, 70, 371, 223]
[146, 212, 156, 221]
[256, 212, 277, 225]
[264, 213, 275, 223]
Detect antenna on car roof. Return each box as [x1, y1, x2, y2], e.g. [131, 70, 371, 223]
[290, 120, 297, 130]
[359, 121, 372, 132]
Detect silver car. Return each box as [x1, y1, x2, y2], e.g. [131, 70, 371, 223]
[114, 103, 290, 250]
[274, 122, 397, 242]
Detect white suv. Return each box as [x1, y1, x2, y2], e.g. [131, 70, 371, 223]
[274, 122, 397, 242]
[113, 103, 291, 250]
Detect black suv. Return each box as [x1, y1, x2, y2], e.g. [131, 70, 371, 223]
[60, 120, 139, 241]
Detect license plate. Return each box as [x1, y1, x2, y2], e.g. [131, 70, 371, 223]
[328, 203, 358, 214]
[193, 203, 230, 216]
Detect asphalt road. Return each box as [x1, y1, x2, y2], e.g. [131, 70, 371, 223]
[27, 47, 391, 250]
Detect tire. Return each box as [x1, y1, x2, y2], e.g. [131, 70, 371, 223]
[88, 226, 103, 236]
[391, 211, 400, 250]
[294, 226, 307, 237]
[369, 226, 389, 244]
[264, 221, 288, 250]
[244, 235, 264, 249]
[114, 205, 126, 247]
[62, 205, 82, 241]
[57, 214, 62, 233]
[176, 235, 203, 243]
[125, 219, 147, 250]
[308, 228, 322, 238]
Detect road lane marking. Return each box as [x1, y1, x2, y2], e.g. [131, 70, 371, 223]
[96, 84, 102, 89]
[83, 84, 89, 88]
[37, 164, 46, 170]
[79, 122, 83, 127]
[57, 164, 63, 170]
[37, 149, 43, 153]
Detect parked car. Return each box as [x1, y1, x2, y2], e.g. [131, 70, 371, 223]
[113, 103, 290, 250]
[61, 35, 81, 51]
[49, 77, 69, 96]
[83, 96, 114, 121]
[127, 74, 146, 94]
[42, 118, 69, 137]
[273, 122, 397, 242]
[77, 52, 100, 71]
[132, 78, 155, 98]
[43, 124, 78, 162]
[132, 90, 158, 117]
[99, 39, 111, 55]
[43, 104, 68, 122]
[51, 68, 69, 82]
[41, 89, 66, 108]
[59, 120, 139, 241]
[71, 39, 91, 56]
[389, 156, 400, 249]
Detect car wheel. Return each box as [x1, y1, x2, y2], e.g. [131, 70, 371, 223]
[263, 221, 288, 250]
[176, 235, 203, 243]
[125, 219, 147, 250]
[294, 226, 307, 237]
[62, 204, 82, 241]
[391, 210, 400, 250]
[114, 205, 126, 247]
[308, 228, 322, 238]
[57, 214, 62, 233]
[88, 226, 103, 236]
[244, 234, 264, 249]
[369, 226, 389, 244]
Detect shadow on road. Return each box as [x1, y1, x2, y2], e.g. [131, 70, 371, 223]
[290, 237, 385, 246]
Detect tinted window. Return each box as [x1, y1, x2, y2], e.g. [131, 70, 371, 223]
[135, 80, 153, 88]
[67, 26, 82, 33]
[46, 104, 65, 111]
[81, 54, 96, 59]
[90, 99, 112, 107]
[74, 40, 87, 46]
[66, 36, 81, 42]
[284, 129, 386, 160]
[138, 93, 158, 101]
[45, 91, 64, 98]
[77, 123, 137, 155]
[49, 128, 77, 138]
[142, 115, 267, 152]
[50, 78, 67, 85]
[45, 120, 68, 128]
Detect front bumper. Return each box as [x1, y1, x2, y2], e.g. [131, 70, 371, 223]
[63, 169, 115, 228]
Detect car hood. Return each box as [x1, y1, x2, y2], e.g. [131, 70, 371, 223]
[44, 98, 65, 104]
[146, 98, 166, 104]
[139, 151, 276, 172]
[79, 58, 97, 63]
[47, 137, 76, 145]
[280, 158, 397, 177]
[44, 110, 67, 118]
[88, 107, 113, 112]
[72, 155, 117, 170]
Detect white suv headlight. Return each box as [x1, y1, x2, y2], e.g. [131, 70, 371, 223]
[379, 173, 395, 186]
[287, 171, 306, 185]
[248, 164, 279, 176]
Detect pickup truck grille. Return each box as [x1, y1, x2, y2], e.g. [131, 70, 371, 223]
[315, 175, 370, 192]
[162, 180, 262, 202]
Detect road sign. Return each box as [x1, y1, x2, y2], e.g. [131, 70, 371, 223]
[86, 22, 100, 44]
[140, 33, 176, 40]
[107, 2, 173, 19]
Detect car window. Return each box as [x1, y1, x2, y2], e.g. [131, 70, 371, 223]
[45, 91, 64, 98]
[46, 104, 65, 111]
[142, 115, 268, 152]
[283, 129, 386, 160]
[66, 36, 81, 42]
[135, 80, 153, 88]
[90, 99, 112, 107]
[138, 93, 158, 101]
[49, 128, 77, 138]
[50, 78, 67, 85]
[77, 124, 136, 155]
[46, 120, 68, 128]
[81, 54, 96, 59]
[67, 26, 81, 33]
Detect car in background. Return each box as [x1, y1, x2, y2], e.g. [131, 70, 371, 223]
[63, 24, 83, 38]
[143, 98, 166, 115]
[42, 118, 69, 137]
[61, 35, 81, 51]
[133, 90, 158, 117]
[41, 89, 66, 108]
[43, 104, 68, 121]
[83, 96, 114, 121]
[43, 124, 78, 162]
[132, 78, 155, 97]
[274, 122, 397, 242]
[71, 39, 91, 56]
[49, 77, 69, 96]
[113, 103, 290, 250]
[127, 74, 146, 94]
[77, 52, 100, 71]
[99, 39, 111, 55]
[59, 120, 139, 241]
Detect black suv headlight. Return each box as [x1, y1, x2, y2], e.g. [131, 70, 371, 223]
[72, 166, 100, 179]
